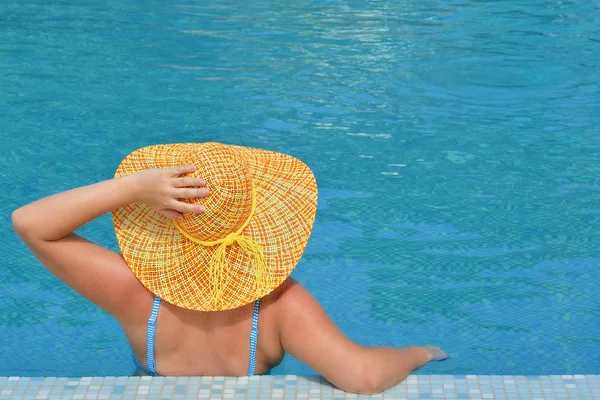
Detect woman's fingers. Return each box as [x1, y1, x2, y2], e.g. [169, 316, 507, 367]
[173, 165, 196, 175]
[162, 166, 209, 215]
[171, 201, 205, 214]
[174, 177, 206, 188]
[169, 165, 205, 188]
[170, 188, 208, 214]
[158, 209, 185, 219]
[175, 187, 210, 199]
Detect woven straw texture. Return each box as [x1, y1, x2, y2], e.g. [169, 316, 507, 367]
[112, 142, 317, 311]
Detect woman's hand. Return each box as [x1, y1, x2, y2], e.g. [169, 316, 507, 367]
[134, 165, 209, 219]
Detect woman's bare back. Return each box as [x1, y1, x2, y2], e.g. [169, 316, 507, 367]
[122, 278, 288, 376]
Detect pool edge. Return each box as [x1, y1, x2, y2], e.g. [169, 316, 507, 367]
[1, 374, 599, 399]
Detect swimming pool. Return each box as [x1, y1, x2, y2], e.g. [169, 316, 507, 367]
[1, 0, 599, 378]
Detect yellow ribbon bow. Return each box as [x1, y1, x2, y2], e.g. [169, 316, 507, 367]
[172, 188, 272, 308]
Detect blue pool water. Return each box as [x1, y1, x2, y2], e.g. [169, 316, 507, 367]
[1, 0, 599, 377]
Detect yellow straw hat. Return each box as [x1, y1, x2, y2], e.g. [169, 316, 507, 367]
[112, 142, 318, 311]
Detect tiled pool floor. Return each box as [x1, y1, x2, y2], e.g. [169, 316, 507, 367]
[0, 375, 598, 399]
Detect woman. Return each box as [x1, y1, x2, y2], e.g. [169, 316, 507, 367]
[12, 142, 447, 394]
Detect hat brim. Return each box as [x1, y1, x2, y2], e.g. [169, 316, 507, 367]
[112, 143, 317, 311]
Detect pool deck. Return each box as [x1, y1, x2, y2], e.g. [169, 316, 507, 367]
[0, 375, 598, 400]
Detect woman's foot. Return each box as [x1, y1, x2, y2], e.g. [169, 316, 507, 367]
[423, 345, 449, 361]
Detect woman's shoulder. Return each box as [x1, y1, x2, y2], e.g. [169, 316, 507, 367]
[263, 277, 311, 311]
[262, 276, 333, 333]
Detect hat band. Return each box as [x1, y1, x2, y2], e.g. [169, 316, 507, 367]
[171, 187, 272, 308]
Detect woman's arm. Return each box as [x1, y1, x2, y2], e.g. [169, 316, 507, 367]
[276, 278, 444, 394]
[13, 175, 140, 242]
[11, 165, 207, 322]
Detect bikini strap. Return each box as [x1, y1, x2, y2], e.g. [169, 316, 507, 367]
[147, 296, 161, 375]
[247, 299, 261, 375]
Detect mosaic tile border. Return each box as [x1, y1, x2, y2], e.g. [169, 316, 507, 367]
[0, 375, 598, 400]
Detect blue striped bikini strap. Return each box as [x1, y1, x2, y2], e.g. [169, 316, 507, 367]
[146, 295, 161, 375]
[143, 296, 258, 376]
[247, 299, 261, 376]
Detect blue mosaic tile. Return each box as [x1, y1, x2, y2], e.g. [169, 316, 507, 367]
[0, 375, 599, 399]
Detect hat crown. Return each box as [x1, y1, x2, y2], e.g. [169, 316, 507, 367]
[178, 143, 253, 242]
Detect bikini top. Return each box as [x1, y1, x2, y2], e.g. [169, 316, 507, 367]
[133, 296, 261, 376]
